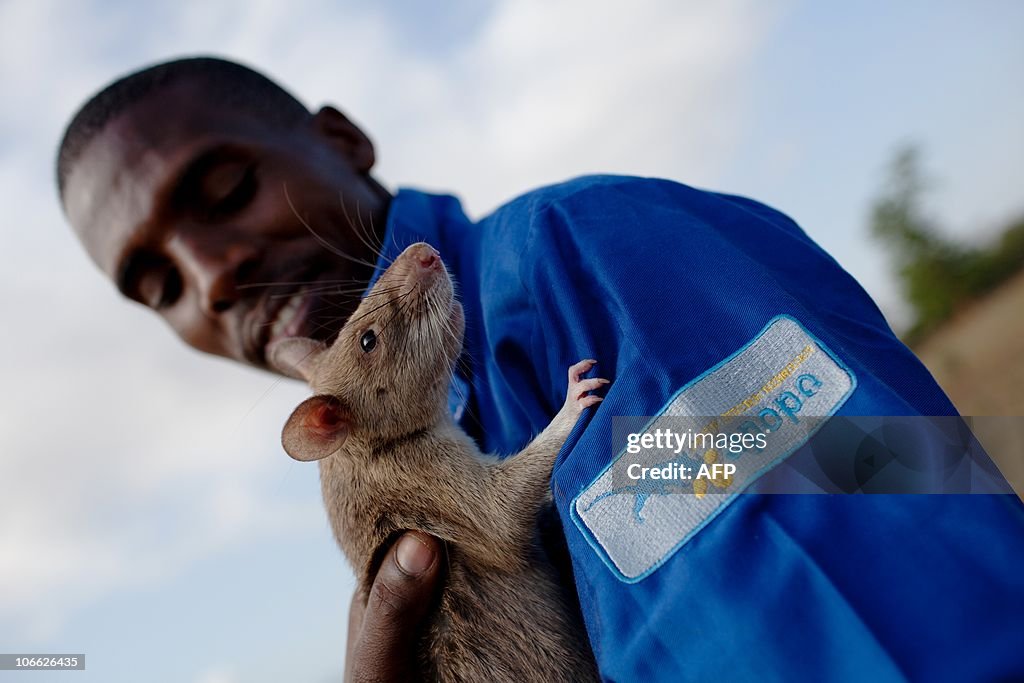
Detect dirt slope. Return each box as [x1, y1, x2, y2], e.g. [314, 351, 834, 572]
[913, 268, 1024, 496]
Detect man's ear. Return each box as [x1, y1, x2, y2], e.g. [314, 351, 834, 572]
[268, 337, 326, 381]
[282, 395, 351, 462]
[311, 105, 375, 173]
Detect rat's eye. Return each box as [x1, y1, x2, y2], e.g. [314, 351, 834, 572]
[360, 330, 377, 353]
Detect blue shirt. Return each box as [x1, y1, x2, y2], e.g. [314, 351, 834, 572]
[374, 175, 1024, 682]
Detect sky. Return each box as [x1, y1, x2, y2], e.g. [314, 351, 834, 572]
[0, 1, 1022, 681]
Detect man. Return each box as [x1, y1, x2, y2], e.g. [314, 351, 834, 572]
[59, 57, 1023, 681]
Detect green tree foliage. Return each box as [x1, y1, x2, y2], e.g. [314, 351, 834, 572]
[870, 145, 1024, 343]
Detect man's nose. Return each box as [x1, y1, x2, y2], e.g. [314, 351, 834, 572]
[167, 232, 261, 317]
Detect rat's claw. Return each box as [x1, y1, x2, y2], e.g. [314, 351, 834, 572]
[565, 359, 609, 411]
[573, 377, 610, 400]
[568, 359, 597, 384]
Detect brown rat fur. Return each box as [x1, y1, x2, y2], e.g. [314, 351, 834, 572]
[273, 243, 603, 682]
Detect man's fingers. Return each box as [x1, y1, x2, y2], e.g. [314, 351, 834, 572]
[366, 531, 440, 633]
[345, 590, 367, 681]
[350, 531, 442, 681]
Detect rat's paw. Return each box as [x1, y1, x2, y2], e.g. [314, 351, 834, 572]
[565, 359, 610, 413]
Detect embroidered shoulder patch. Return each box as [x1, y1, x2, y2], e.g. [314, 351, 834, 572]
[571, 315, 856, 582]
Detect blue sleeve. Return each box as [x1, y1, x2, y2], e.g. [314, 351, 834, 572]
[513, 176, 1024, 682]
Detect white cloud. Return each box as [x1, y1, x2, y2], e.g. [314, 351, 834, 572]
[0, 0, 376, 641]
[371, 0, 784, 215]
[0, 0, 782, 642]
[195, 667, 237, 683]
[0, 1, 1020, 679]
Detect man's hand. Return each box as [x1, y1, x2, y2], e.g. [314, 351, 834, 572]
[345, 531, 443, 683]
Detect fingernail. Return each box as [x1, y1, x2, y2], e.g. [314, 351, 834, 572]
[396, 533, 434, 576]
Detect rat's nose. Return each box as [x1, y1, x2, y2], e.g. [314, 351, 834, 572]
[412, 243, 440, 270]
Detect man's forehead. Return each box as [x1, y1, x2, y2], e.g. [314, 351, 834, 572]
[64, 84, 252, 276]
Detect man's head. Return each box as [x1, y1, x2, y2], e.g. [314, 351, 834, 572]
[58, 56, 390, 373]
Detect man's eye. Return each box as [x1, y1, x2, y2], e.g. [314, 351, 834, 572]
[156, 269, 183, 308]
[196, 161, 256, 220]
[122, 252, 182, 310]
[138, 266, 182, 310]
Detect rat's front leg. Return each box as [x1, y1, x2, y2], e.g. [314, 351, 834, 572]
[489, 360, 609, 549]
[521, 359, 608, 463]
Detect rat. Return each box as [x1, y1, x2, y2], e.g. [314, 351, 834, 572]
[270, 242, 604, 682]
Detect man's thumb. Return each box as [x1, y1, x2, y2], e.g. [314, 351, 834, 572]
[355, 531, 442, 674]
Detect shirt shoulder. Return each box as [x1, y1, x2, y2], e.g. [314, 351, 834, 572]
[484, 174, 812, 255]
[485, 174, 699, 221]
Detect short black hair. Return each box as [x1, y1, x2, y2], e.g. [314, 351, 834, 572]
[56, 55, 310, 200]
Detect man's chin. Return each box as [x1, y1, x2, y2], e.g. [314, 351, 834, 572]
[265, 297, 347, 363]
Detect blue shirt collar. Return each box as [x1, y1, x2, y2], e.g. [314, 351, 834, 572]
[365, 188, 471, 292]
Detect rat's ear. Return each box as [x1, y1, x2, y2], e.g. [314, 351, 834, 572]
[282, 395, 351, 462]
[268, 337, 327, 381]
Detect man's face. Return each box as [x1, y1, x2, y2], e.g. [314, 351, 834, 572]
[63, 80, 388, 373]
